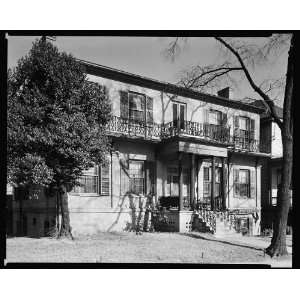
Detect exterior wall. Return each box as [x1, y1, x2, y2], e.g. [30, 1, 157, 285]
[9, 73, 264, 237]
[271, 122, 282, 157]
[87, 74, 261, 142]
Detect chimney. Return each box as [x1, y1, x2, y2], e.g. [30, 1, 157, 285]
[217, 87, 230, 99]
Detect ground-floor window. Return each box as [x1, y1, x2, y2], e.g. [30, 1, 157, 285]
[71, 163, 110, 195]
[203, 166, 221, 197]
[128, 160, 145, 194]
[233, 168, 254, 198]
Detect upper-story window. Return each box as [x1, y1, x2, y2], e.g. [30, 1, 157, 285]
[172, 101, 186, 129]
[234, 116, 255, 141]
[129, 93, 145, 123]
[209, 110, 222, 126]
[120, 90, 153, 123]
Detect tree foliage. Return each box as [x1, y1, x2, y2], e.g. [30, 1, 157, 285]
[8, 38, 112, 192]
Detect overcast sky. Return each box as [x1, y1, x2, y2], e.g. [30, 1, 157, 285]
[7, 35, 289, 106]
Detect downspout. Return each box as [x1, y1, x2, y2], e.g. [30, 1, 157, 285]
[110, 149, 113, 208]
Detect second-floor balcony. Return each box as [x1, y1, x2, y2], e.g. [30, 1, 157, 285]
[106, 116, 270, 153]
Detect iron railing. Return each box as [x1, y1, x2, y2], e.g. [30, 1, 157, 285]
[106, 116, 270, 153]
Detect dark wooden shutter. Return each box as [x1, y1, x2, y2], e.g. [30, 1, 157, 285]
[180, 104, 185, 129]
[233, 168, 239, 197]
[120, 91, 129, 119]
[100, 164, 110, 195]
[250, 170, 256, 198]
[146, 96, 153, 123]
[173, 102, 178, 127]
[145, 161, 155, 195]
[234, 116, 239, 136]
[250, 118, 255, 140]
[120, 159, 130, 196]
[221, 113, 227, 126]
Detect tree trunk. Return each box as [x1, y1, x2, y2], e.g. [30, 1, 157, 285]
[266, 34, 294, 257]
[57, 184, 74, 240]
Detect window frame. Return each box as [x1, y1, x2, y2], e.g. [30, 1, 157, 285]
[128, 91, 146, 124]
[128, 160, 145, 195]
[70, 164, 110, 196]
[209, 109, 222, 126]
[172, 100, 186, 129]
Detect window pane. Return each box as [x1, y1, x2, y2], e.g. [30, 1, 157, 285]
[239, 117, 249, 130]
[129, 93, 145, 122]
[129, 161, 144, 194]
[209, 111, 221, 125]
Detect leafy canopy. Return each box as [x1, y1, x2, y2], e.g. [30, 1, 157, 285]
[8, 38, 112, 190]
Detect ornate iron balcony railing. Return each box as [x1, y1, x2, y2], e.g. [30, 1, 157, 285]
[105, 116, 270, 153]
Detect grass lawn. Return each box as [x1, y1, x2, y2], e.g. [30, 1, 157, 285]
[6, 232, 292, 266]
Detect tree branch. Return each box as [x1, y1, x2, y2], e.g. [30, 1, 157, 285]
[215, 37, 283, 129]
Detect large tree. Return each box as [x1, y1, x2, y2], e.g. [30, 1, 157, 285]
[164, 34, 294, 257]
[8, 38, 112, 239]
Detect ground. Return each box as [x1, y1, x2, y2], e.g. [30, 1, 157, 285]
[6, 232, 292, 267]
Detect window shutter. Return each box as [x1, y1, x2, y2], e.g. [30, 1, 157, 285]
[221, 113, 227, 126]
[203, 108, 209, 123]
[250, 170, 256, 198]
[233, 168, 239, 197]
[250, 118, 255, 140]
[120, 161, 130, 196]
[100, 164, 110, 195]
[146, 96, 153, 123]
[234, 116, 239, 135]
[120, 91, 129, 119]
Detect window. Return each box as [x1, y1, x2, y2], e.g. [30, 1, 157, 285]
[120, 91, 153, 124]
[209, 110, 222, 126]
[203, 167, 221, 197]
[129, 160, 144, 194]
[72, 166, 99, 194]
[233, 169, 254, 198]
[129, 92, 145, 123]
[239, 169, 250, 197]
[71, 164, 110, 195]
[172, 102, 186, 129]
[32, 218, 37, 226]
[203, 167, 211, 197]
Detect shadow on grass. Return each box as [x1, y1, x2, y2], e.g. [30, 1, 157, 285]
[181, 232, 264, 252]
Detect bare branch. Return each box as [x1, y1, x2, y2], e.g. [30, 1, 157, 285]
[215, 37, 283, 129]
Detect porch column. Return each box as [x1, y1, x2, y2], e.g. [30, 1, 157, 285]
[211, 156, 215, 210]
[221, 157, 227, 210]
[178, 152, 183, 211]
[190, 153, 195, 209]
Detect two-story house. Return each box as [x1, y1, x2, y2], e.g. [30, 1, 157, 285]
[256, 101, 292, 234]
[10, 60, 271, 238]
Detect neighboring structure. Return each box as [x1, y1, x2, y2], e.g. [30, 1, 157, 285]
[255, 101, 292, 233]
[10, 61, 272, 237]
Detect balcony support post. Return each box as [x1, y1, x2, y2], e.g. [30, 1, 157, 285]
[190, 153, 195, 210]
[211, 156, 215, 211]
[178, 152, 183, 211]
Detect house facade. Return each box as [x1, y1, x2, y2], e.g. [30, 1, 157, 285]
[258, 104, 292, 233]
[10, 61, 272, 237]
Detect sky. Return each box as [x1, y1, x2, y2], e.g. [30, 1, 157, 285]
[7, 35, 289, 106]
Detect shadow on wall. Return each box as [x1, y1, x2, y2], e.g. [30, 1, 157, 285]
[107, 151, 154, 233]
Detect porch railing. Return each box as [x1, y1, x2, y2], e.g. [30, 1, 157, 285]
[106, 116, 270, 153]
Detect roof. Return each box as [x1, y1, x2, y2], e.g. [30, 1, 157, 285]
[78, 59, 265, 114]
[250, 100, 283, 119]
